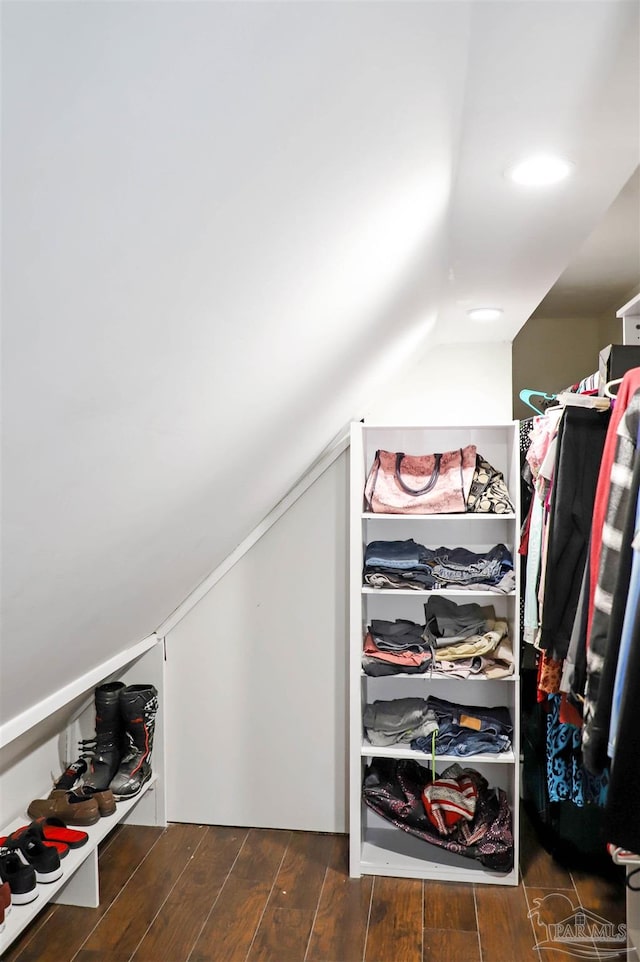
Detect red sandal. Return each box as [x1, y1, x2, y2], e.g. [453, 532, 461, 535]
[27, 816, 89, 849]
[0, 824, 68, 858]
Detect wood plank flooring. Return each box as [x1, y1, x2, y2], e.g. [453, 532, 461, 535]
[2, 810, 632, 962]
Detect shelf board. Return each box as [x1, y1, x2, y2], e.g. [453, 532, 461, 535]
[0, 775, 158, 954]
[0, 635, 159, 751]
[359, 830, 518, 885]
[362, 587, 516, 597]
[361, 743, 515, 764]
[361, 671, 519, 681]
[362, 512, 516, 521]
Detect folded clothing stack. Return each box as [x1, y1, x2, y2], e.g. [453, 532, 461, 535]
[413, 695, 512, 756]
[363, 697, 438, 747]
[424, 595, 508, 662]
[363, 618, 433, 675]
[363, 540, 515, 593]
[362, 596, 515, 679]
[424, 595, 492, 646]
[363, 694, 512, 756]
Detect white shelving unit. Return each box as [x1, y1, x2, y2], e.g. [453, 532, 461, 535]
[0, 638, 166, 955]
[610, 849, 640, 957]
[349, 423, 520, 885]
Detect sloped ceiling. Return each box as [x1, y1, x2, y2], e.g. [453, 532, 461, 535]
[2, 1, 639, 727]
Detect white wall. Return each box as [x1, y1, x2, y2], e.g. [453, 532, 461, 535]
[165, 342, 513, 831]
[165, 449, 350, 831]
[0, 713, 72, 826]
[2, 0, 466, 731]
[364, 341, 513, 425]
[512, 315, 605, 419]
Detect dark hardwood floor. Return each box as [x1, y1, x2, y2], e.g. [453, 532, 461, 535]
[2, 810, 632, 962]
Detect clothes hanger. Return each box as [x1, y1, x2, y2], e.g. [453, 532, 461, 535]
[519, 389, 557, 415]
[555, 391, 610, 411]
[604, 377, 623, 398]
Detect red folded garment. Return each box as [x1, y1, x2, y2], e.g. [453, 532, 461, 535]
[421, 767, 478, 835]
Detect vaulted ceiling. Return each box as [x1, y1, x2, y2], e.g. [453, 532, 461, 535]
[2, 0, 639, 726]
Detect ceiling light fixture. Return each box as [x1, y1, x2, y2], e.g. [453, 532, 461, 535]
[506, 154, 573, 187]
[467, 307, 503, 322]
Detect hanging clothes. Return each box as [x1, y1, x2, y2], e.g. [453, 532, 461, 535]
[599, 399, 640, 852]
[519, 394, 617, 869]
[559, 557, 590, 716]
[586, 369, 640, 640]
[521, 410, 563, 645]
[582, 389, 640, 773]
[604, 589, 640, 854]
[538, 406, 610, 661]
[608, 492, 640, 759]
[545, 694, 607, 807]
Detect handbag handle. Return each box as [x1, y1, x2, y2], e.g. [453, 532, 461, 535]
[394, 452, 442, 495]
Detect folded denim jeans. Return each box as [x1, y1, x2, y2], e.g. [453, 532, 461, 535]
[427, 694, 512, 737]
[364, 542, 514, 591]
[417, 726, 511, 756]
[364, 539, 429, 570]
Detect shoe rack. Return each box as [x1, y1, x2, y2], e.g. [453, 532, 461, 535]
[0, 637, 166, 955]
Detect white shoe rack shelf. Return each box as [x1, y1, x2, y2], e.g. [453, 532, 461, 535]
[0, 636, 166, 955]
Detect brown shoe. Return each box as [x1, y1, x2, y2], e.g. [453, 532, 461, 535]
[51, 786, 116, 817]
[27, 792, 100, 826]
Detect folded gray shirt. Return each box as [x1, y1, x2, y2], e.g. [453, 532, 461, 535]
[363, 697, 438, 746]
[423, 595, 495, 647]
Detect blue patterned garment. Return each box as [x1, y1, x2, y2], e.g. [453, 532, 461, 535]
[546, 695, 608, 806]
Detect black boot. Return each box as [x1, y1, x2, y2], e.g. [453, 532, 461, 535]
[82, 682, 125, 792]
[109, 685, 158, 800]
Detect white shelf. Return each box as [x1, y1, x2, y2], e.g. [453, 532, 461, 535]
[0, 637, 166, 954]
[361, 743, 515, 764]
[360, 827, 518, 885]
[362, 512, 517, 521]
[350, 421, 521, 885]
[362, 587, 516, 597]
[0, 634, 159, 751]
[0, 775, 159, 954]
[361, 671, 519, 682]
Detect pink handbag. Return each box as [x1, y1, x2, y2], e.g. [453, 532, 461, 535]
[364, 445, 477, 514]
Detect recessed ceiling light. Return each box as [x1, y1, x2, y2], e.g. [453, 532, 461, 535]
[506, 154, 573, 186]
[467, 307, 503, 322]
